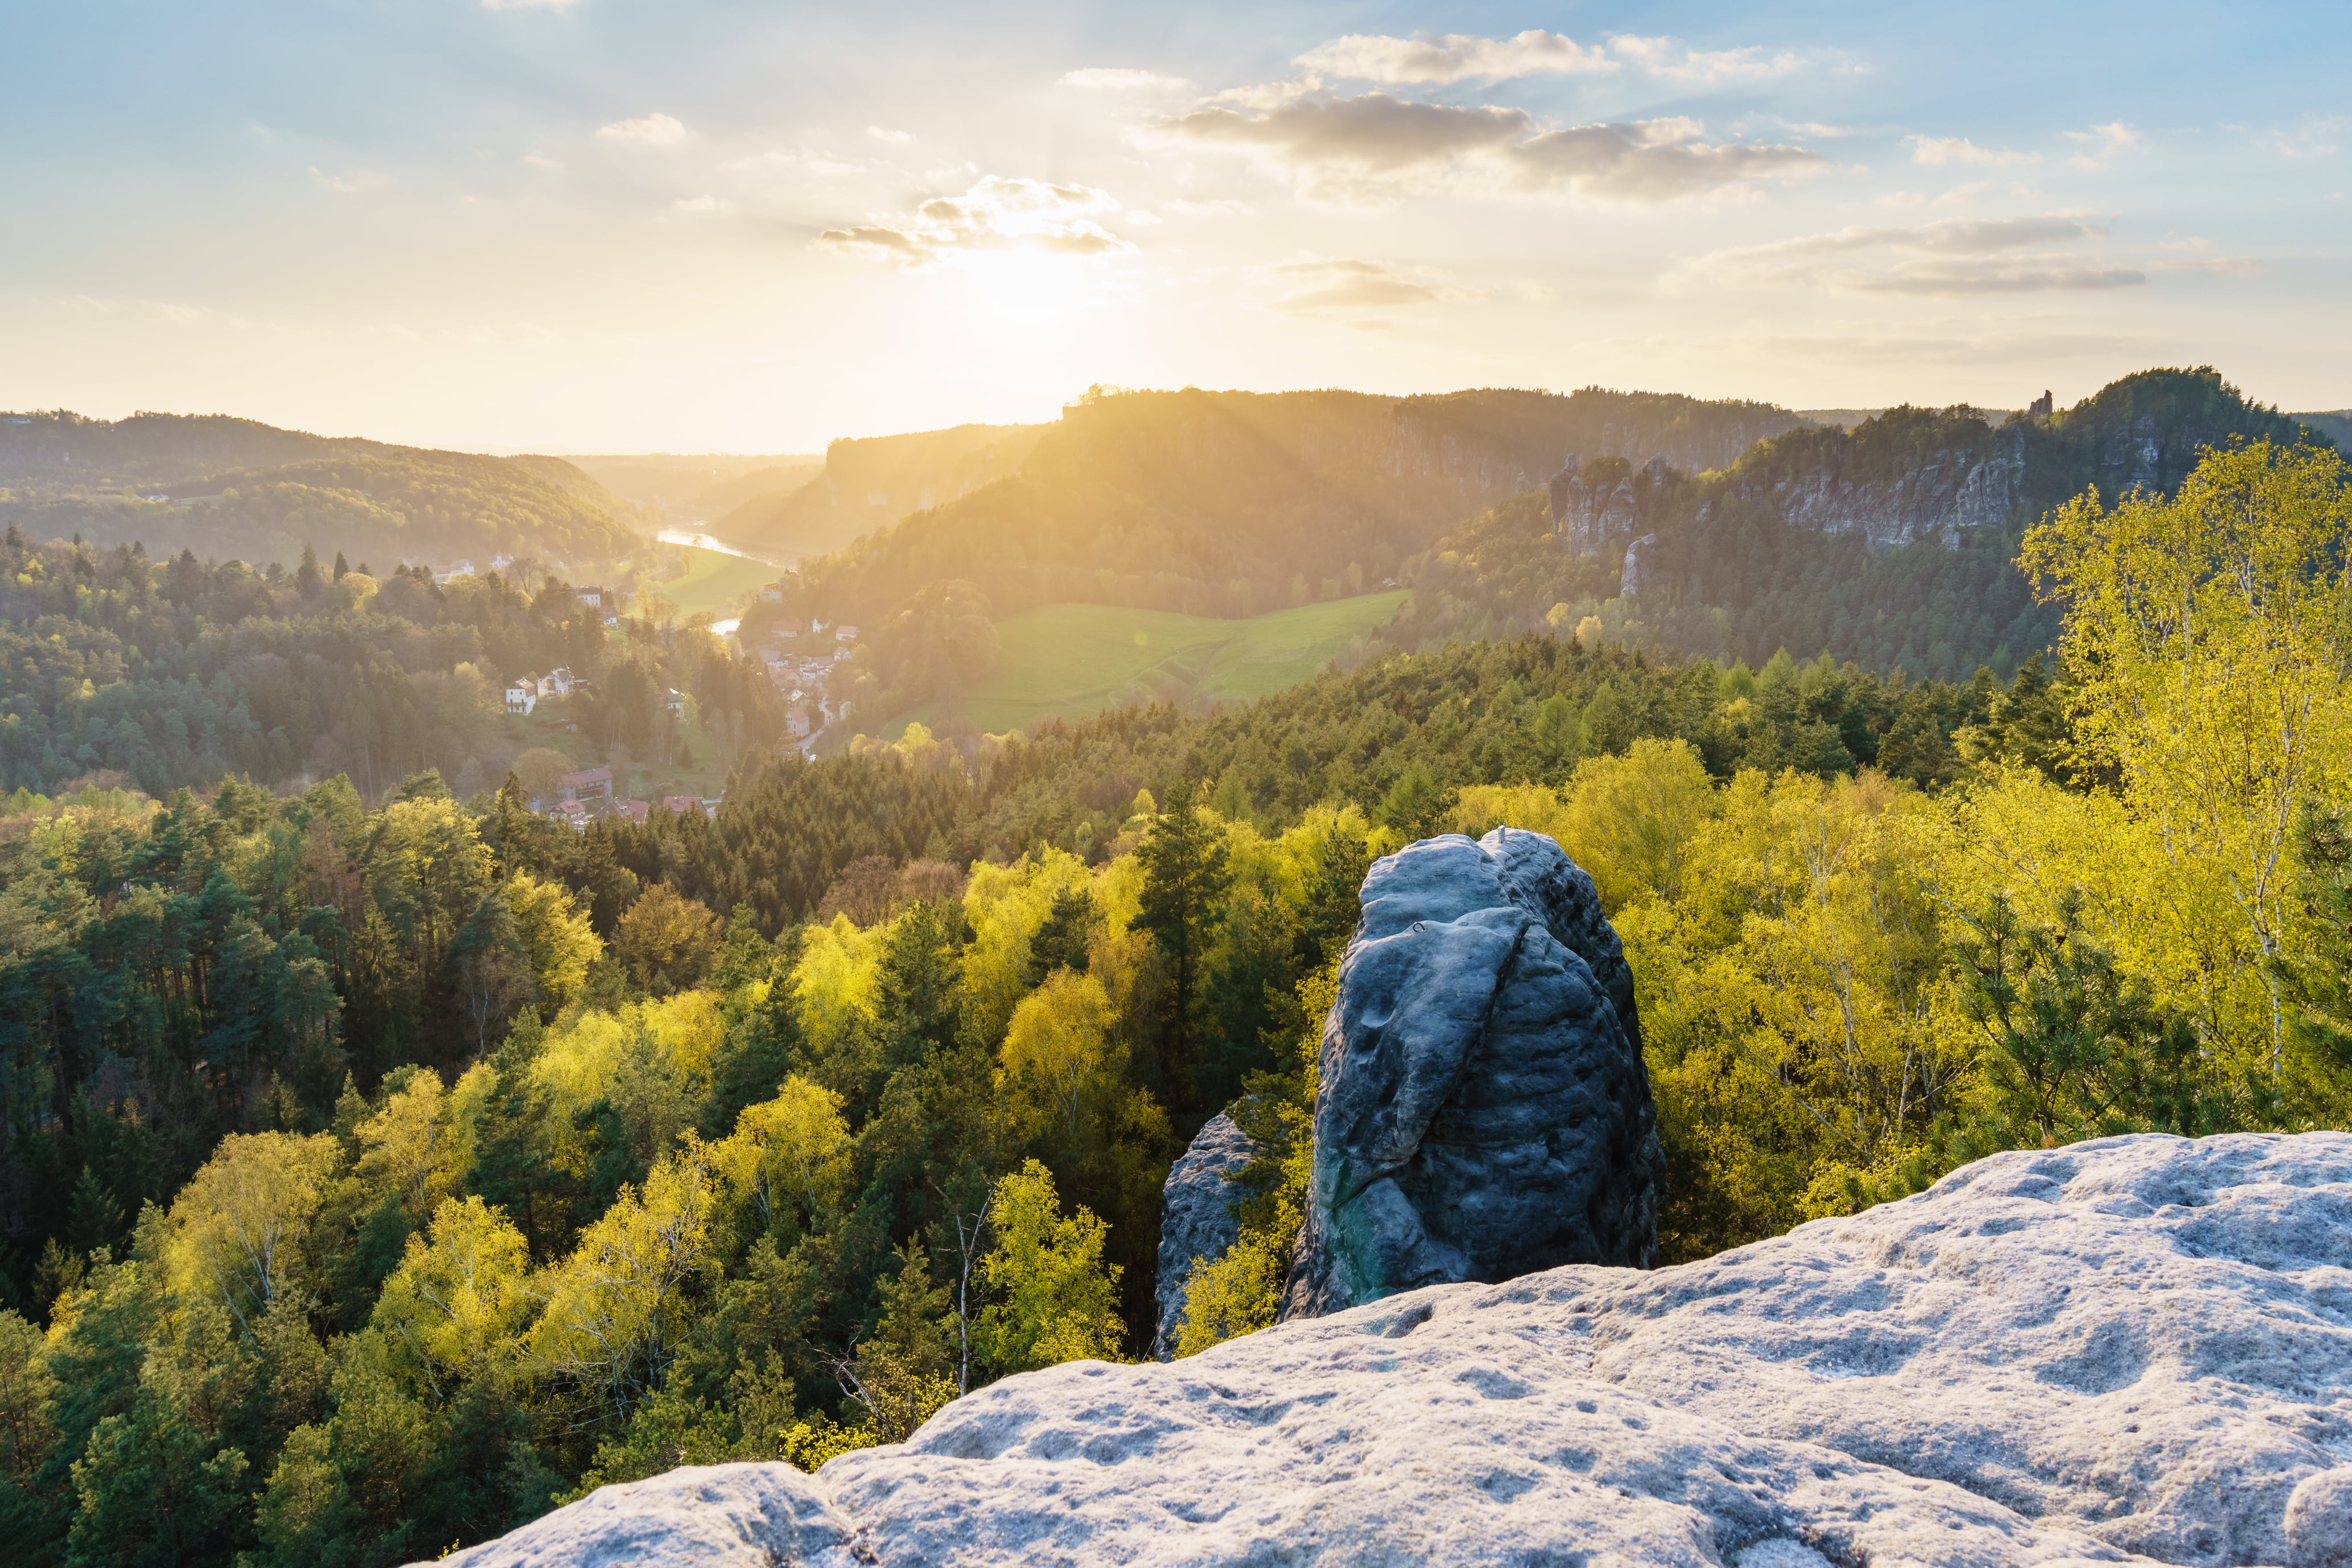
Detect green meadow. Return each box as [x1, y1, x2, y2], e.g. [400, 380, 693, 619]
[657, 543, 776, 620]
[888, 590, 1408, 737]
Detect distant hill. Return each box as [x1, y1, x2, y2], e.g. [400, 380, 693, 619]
[785, 385, 1811, 636]
[0, 410, 644, 571]
[712, 423, 1047, 566]
[2294, 409, 2352, 447]
[559, 453, 823, 521]
[1399, 366, 2331, 682]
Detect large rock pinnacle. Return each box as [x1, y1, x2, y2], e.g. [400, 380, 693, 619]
[1280, 827, 1662, 1320]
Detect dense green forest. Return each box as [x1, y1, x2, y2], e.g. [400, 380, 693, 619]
[0, 529, 785, 799]
[0, 412, 645, 573]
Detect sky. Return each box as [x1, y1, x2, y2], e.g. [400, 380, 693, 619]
[3, 1, 2348, 453]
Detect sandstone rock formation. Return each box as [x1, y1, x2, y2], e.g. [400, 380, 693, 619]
[1547, 452, 1646, 555]
[1280, 828, 1661, 1320]
[1151, 1111, 1258, 1359]
[427, 1132, 2352, 1568]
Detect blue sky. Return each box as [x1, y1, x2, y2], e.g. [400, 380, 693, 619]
[4, 2, 2346, 452]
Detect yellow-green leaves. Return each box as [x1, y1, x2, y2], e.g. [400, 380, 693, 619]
[712, 1075, 851, 1225]
[371, 1196, 535, 1403]
[2023, 438, 2352, 1074]
[165, 1131, 343, 1333]
[530, 1148, 716, 1420]
[975, 1159, 1123, 1374]
[503, 871, 601, 1015]
[997, 969, 1116, 1139]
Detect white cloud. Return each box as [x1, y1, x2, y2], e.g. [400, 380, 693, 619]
[596, 112, 686, 146]
[1059, 67, 1195, 94]
[672, 196, 729, 214]
[1676, 213, 2163, 294]
[2264, 115, 2346, 159]
[309, 167, 360, 193]
[1161, 197, 1251, 218]
[1872, 181, 1989, 210]
[2065, 121, 2143, 167]
[1293, 30, 1614, 86]
[1156, 96, 1825, 204]
[867, 125, 912, 144]
[1907, 135, 2036, 167]
[521, 153, 563, 172]
[817, 175, 1136, 268]
[1271, 257, 1451, 314]
[1609, 35, 1803, 83]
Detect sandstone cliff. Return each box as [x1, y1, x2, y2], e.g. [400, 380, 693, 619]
[421, 1131, 2352, 1568]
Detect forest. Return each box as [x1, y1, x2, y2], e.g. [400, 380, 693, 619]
[0, 435, 2347, 1566]
[0, 412, 644, 574]
[0, 529, 785, 801]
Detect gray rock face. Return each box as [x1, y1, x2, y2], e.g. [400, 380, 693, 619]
[428, 1132, 2352, 1568]
[1152, 1112, 1258, 1360]
[1756, 424, 2026, 553]
[1280, 828, 1661, 1321]
[1620, 531, 1658, 598]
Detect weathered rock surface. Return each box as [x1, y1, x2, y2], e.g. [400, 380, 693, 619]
[1152, 1111, 1258, 1360]
[428, 1132, 2352, 1568]
[1281, 828, 1661, 1320]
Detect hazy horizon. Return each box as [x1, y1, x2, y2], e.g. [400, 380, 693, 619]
[6, 1, 2348, 453]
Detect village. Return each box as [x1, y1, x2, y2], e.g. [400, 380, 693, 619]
[482, 574, 856, 830]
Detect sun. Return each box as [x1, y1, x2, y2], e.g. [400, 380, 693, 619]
[953, 250, 1096, 328]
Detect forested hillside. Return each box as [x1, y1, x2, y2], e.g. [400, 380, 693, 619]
[1397, 367, 2330, 682]
[1, 437, 2348, 1566]
[0, 412, 644, 572]
[0, 529, 785, 798]
[782, 368, 2331, 730]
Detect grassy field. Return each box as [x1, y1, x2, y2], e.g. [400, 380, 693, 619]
[656, 543, 775, 620]
[887, 591, 1408, 737]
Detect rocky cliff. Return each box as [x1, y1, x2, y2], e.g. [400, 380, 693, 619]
[1152, 1111, 1257, 1359]
[424, 1131, 2352, 1568]
[1279, 826, 1660, 1319]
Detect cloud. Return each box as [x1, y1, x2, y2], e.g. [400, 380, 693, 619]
[867, 125, 912, 144]
[1161, 197, 1250, 218]
[1676, 213, 2160, 294]
[308, 167, 360, 193]
[1155, 96, 1824, 202]
[521, 153, 563, 172]
[2065, 120, 2143, 167]
[1907, 135, 2036, 166]
[1059, 67, 1194, 94]
[816, 175, 1136, 267]
[2264, 115, 2345, 159]
[596, 112, 686, 146]
[1293, 30, 1613, 86]
[1609, 35, 1803, 82]
[1272, 258, 1448, 314]
[671, 196, 729, 214]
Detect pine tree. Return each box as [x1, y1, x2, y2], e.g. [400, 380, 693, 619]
[1128, 778, 1232, 1104]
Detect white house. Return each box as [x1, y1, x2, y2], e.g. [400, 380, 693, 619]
[786, 705, 812, 738]
[504, 684, 537, 716]
[664, 688, 686, 717]
[538, 667, 575, 697]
